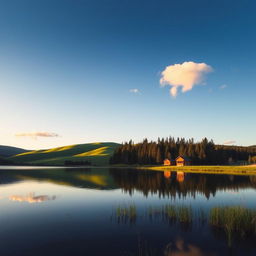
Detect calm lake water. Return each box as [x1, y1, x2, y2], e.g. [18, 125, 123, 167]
[0, 166, 256, 256]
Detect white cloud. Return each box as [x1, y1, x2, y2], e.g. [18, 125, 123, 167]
[129, 88, 140, 94]
[15, 132, 60, 139]
[160, 61, 213, 97]
[220, 84, 227, 90]
[223, 140, 236, 145]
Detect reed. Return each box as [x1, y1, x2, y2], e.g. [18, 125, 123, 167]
[176, 205, 192, 223]
[115, 204, 137, 223]
[148, 204, 193, 224]
[209, 206, 256, 246]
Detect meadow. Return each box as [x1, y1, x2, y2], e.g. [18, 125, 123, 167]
[138, 165, 256, 175]
[9, 142, 120, 166]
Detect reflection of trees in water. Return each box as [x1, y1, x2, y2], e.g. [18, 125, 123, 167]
[250, 175, 256, 185]
[110, 169, 256, 199]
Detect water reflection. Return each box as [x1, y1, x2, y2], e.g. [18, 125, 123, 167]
[164, 239, 216, 256]
[0, 167, 256, 200]
[9, 192, 56, 203]
[0, 167, 255, 255]
[110, 169, 256, 199]
[176, 171, 185, 182]
[164, 171, 171, 178]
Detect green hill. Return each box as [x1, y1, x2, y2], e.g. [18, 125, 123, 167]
[9, 142, 120, 166]
[0, 145, 28, 157]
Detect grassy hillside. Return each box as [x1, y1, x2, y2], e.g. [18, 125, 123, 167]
[0, 145, 28, 157]
[10, 142, 120, 166]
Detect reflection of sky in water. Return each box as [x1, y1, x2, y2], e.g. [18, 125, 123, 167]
[0, 168, 255, 255]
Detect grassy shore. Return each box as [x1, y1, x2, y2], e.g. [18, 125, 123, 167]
[137, 165, 256, 175]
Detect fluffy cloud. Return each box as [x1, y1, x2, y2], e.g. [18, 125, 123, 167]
[129, 88, 140, 94]
[15, 132, 60, 139]
[160, 61, 213, 97]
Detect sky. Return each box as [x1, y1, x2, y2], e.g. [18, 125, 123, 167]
[0, 0, 256, 149]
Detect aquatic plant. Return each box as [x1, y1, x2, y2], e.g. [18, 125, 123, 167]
[209, 206, 256, 246]
[114, 204, 256, 248]
[164, 205, 177, 220]
[176, 205, 192, 223]
[147, 204, 193, 224]
[115, 204, 137, 224]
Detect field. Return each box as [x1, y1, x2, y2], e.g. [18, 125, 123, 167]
[9, 142, 119, 166]
[138, 165, 256, 175]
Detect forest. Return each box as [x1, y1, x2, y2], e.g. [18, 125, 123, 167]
[110, 137, 256, 165]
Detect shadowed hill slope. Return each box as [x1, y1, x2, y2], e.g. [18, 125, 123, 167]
[0, 145, 28, 157]
[10, 142, 120, 166]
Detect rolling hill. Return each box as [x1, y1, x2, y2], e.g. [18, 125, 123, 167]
[0, 145, 28, 157]
[9, 142, 120, 166]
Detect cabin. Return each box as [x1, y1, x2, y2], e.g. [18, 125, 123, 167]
[163, 159, 171, 166]
[175, 156, 191, 166]
[163, 159, 176, 166]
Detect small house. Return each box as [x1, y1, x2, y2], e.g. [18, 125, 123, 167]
[163, 159, 176, 166]
[163, 159, 171, 166]
[175, 156, 191, 166]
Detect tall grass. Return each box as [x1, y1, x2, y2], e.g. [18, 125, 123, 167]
[115, 204, 137, 224]
[148, 204, 193, 225]
[114, 204, 256, 247]
[209, 206, 256, 246]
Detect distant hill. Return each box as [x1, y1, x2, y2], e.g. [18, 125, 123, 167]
[9, 142, 120, 166]
[0, 145, 28, 157]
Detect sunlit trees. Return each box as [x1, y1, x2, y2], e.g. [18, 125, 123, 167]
[110, 137, 256, 165]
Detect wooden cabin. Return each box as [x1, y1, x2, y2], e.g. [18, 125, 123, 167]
[163, 159, 176, 166]
[163, 159, 171, 166]
[175, 156, 191, 166]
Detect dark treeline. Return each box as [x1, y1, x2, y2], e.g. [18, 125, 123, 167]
[110, 137, 256, 165]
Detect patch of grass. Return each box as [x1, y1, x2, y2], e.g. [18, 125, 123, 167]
[138, 165, 256, 175]
[10, 142, 120, 166]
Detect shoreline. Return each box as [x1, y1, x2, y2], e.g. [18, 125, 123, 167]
[136, 165, 256, 175]
[1, 164, 256, 175]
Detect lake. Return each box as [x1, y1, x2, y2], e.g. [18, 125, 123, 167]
[0, 166, 256, 256]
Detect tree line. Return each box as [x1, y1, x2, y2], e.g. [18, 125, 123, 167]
[110, 137, 256, 165]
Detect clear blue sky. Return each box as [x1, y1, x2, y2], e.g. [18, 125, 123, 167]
[0, 0, 255, 149]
